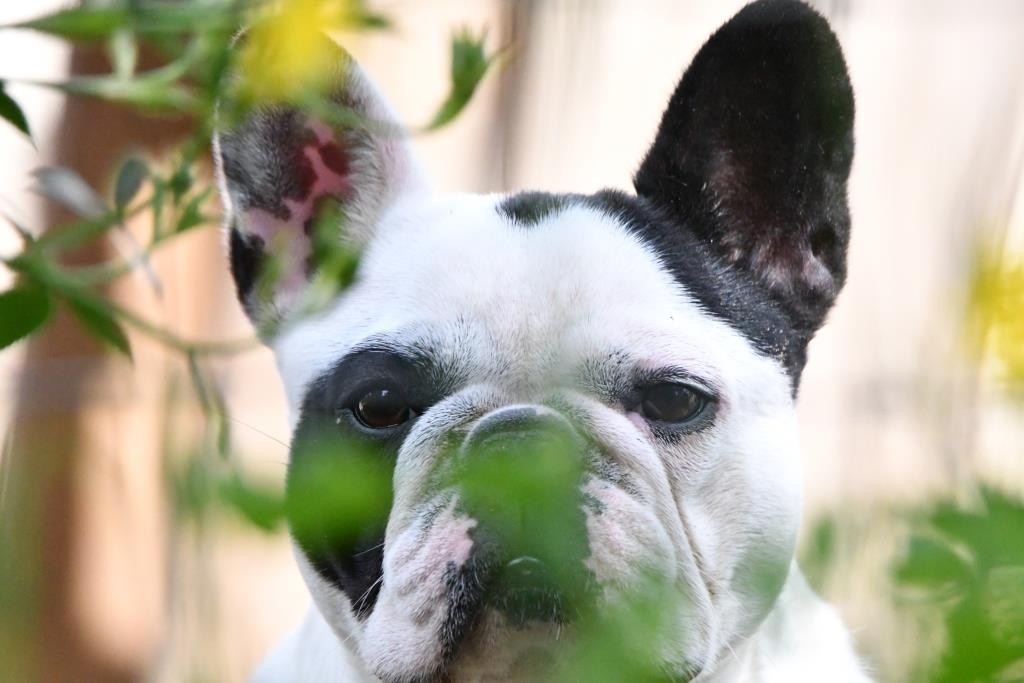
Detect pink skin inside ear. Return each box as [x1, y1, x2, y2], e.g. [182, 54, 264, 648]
[241, 119, 354, 294]
[284, 119, 354, 232]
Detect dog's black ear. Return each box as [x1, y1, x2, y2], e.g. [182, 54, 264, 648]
[635, 0, 854, 339]
[214, 37, 426, 331]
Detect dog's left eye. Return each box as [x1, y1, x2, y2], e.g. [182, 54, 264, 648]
[353, 388, 415, 429]
[638, 383, 709, 424]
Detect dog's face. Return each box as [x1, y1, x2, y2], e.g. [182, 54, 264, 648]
[215, 1, 853, 681]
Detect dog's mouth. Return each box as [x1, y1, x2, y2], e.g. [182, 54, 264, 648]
[291, 405, 709, 682]
[439, 545, 700, 683]
[301, 488, 704, 683]
[435, 407, 598, 650]
[442, 522, 596, 636]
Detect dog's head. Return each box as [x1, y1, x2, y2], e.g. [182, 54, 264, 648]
[215, 1, 853, 680]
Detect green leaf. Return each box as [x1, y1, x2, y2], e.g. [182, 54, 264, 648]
[0, 81, 31, 141]
[150, 178, 167, 241]
[426, 28, 503, 131]
[175, 188, 212, 234]
[114, 157, 149, 211]
[895, 535, 973, 589]
[16, 7, 129, 41]
[32, 166, 107, 219]
[219, 474, 285, 532]
[46, 74, 198, 113]
[14, 4, 237, 41]
[65, 295, 132, 358]
[168, 164, 192, 203]
[286, 433, 393, 552]
[0, 284, 52, 350]
[108, 29, 138, 79]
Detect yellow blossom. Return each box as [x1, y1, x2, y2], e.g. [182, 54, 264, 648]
[968, 245, 1024, 388]
[238, 0, 353, 104]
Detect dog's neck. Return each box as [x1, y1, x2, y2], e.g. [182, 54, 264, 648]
[251, 565, 867, 683]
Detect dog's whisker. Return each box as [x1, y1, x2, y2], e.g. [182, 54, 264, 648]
[354, 574, 385, 614]
[226, 416, 290, 450]
[353, 541, 385, 558]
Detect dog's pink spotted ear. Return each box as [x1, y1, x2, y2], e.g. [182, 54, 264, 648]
[215, 43, 426, 330]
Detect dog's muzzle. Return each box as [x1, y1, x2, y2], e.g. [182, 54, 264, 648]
[455, 405, 594, 624]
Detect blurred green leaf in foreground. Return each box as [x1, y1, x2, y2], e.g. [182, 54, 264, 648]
[895, 487, 1024, 683]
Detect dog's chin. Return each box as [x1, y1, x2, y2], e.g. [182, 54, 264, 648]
[444, 612, 568, 682]
[357, 603, 566, 683]
[363, 609, 698, 683]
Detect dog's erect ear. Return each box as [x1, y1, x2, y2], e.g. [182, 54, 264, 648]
[635, 0, 854, 339]
[214, 38, 427, 331]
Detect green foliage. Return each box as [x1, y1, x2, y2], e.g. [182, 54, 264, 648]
[552, 575, 684, 683]
[65, 293, 133, 358]
[895, 487, 1024, 682]
[455, 433, 587, 593]
[0, 283, 52, 351]
[286, 435, 393, 550]
[302, 199, 361, 315]
[0, 0, 503, 357]
[114, 157, 150, 212]
[218, 472, 286, 532]
[0, 80, 31, 140]
[427, 27, 504, 131]
[2, 1, 1021, 681]
[32, 166, 107, 219]
[13, 3, 237, 41]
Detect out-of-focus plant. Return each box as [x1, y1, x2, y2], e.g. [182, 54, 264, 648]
[1, 1, 688, 679]
[798, 239, 1024, 683]
[0, 0, 502, 508]
[0, 0, 499, 675]
[889, 244, 1024, 681]
[0, 0, 499, 362]
[3, 2, 1023, 681]
[878, 241, 1024, 682]
[967, 245, 1024, 394]
[895, 488, 1024, 682]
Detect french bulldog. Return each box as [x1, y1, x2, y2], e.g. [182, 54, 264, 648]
[214, 0, 871, 680]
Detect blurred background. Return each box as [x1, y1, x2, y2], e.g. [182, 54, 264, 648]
[0, 1, 1022, 681]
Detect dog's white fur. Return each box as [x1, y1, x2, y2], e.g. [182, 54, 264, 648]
[255, 568, 867, 682]
[255, 199, 870, 681]
[216, 8, 870, 681]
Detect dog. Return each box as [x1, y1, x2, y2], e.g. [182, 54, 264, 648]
[213, 1, 870, 680]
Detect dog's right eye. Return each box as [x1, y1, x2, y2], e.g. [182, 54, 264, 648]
[352, 388, 415, 430]
[638, 382, 711, 426]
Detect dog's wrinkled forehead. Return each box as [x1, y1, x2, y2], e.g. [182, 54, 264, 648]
[273, 191, 791, 409]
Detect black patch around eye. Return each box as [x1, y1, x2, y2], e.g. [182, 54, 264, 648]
[497, 191, 572, 227]
[287, 347, 452, 618]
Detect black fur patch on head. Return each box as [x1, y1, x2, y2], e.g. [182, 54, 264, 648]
[492, 188, 808, 383]
[582, 190, 806, 383]
[497, 191, 571, 227]
[634, 0, 854, 347]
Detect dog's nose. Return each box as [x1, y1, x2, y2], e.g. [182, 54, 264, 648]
[461, 405, 584, 464]
[457, 405, 592, 622]
[458, 407, 586, 528]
